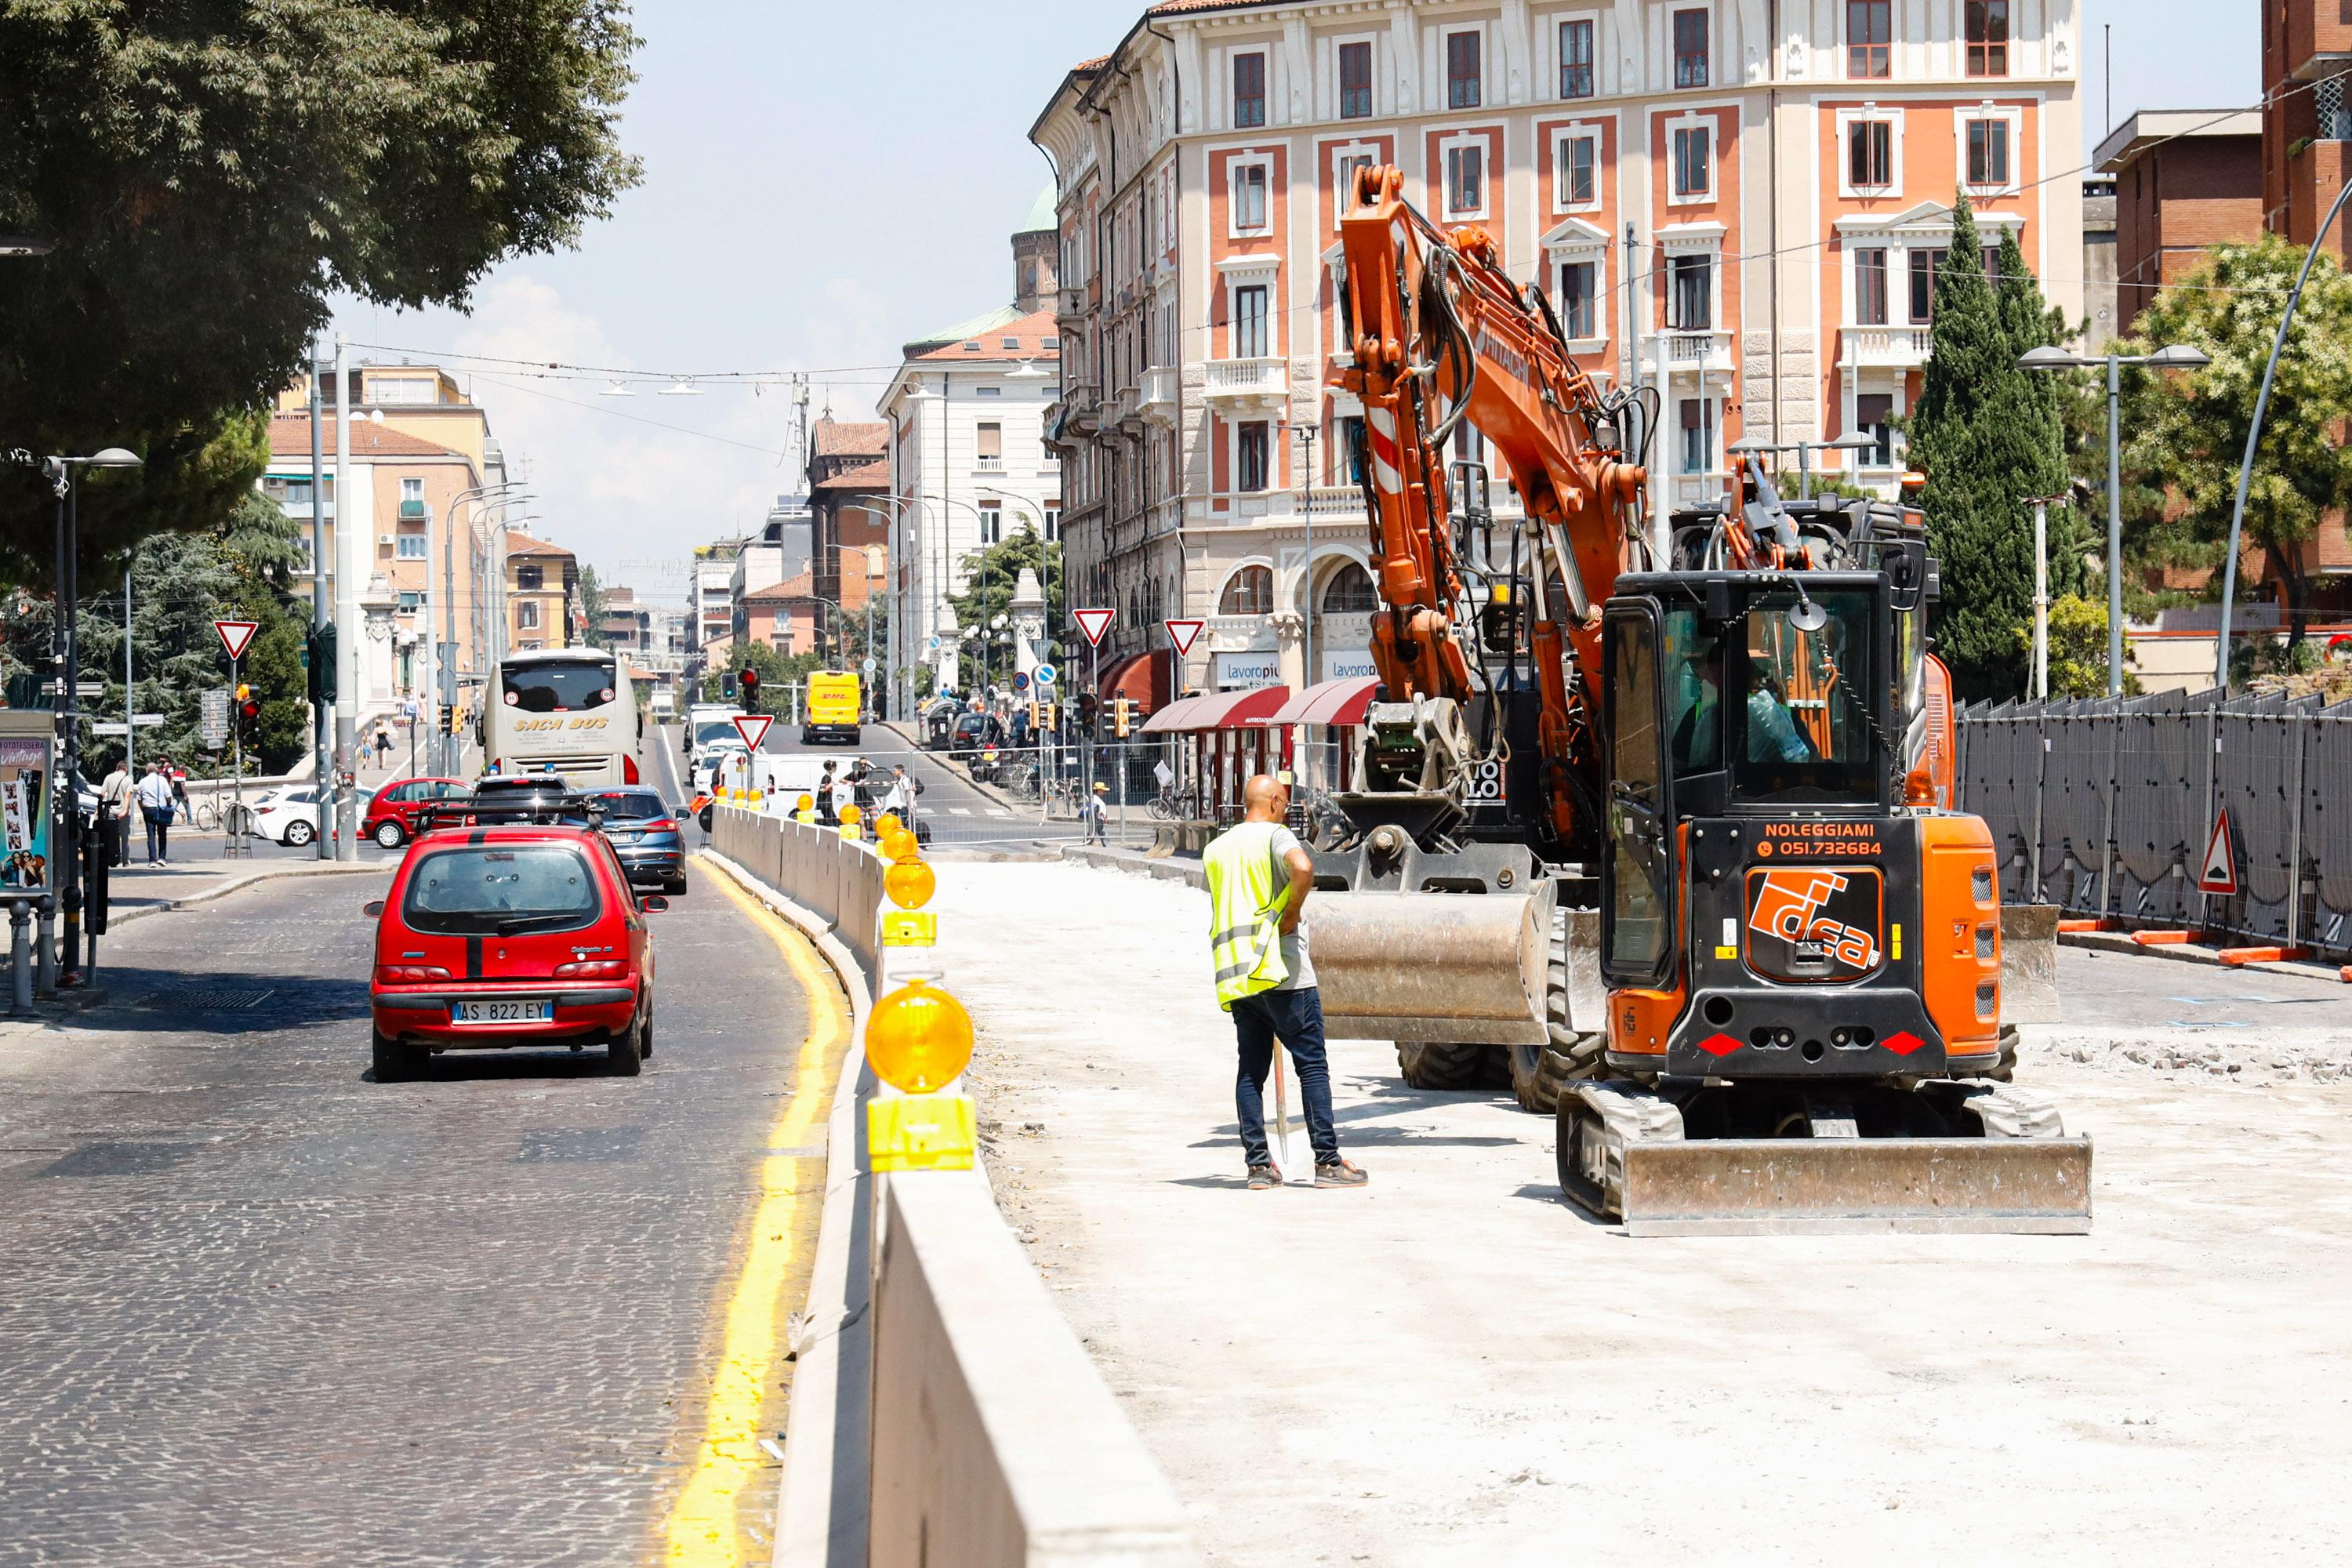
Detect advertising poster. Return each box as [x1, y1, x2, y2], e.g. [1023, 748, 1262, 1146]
[0, 737, 51, 893]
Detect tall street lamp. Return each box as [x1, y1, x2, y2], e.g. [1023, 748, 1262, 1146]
[42, 447, 143, 982]
[1724, 432, 1880, 499]
[2018, 343, 2211, 695]
[1294, 423, 1319, 687]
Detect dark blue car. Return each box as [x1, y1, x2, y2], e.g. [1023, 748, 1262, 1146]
[589, 789, 688, 896]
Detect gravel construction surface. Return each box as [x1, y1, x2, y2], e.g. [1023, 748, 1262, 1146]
[938, 861, 2352, 1568]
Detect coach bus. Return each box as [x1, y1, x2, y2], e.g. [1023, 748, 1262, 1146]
[479, 647, 648, 788]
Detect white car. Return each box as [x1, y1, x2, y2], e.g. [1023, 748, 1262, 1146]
[245, 786, 372, 848]
[693, 740, 748, 797]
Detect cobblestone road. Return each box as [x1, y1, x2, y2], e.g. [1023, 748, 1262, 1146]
[0, 865, 819, 1565]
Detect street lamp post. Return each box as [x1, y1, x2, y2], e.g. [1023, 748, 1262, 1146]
[2019, 343, 2210, 695]
[40, 447, 142, 982]
[436, 482, 529, 776]
[1294, 423, 1318, 688]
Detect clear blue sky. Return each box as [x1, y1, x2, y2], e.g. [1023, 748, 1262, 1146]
[328, 0, 2252, 608]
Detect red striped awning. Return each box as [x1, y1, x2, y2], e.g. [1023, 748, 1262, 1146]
[1138, 684, 1290, 733]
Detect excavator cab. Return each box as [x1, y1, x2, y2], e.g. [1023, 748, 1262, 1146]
[1566, 563, 2090, 1233]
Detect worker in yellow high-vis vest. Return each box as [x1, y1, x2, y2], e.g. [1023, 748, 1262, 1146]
[1200, 774, 1367, 1192]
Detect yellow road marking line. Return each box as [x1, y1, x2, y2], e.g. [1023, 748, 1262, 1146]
[664, 859, 851, 1566]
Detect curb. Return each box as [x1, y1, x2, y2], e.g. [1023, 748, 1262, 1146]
[2058, 926, 2343, 982]
[1062, 843, 1207, 890]
[105, 859, 390, 931]
[695, 850, 876, 1568]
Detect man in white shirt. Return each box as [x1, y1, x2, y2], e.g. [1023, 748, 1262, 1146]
[132, 760, 175, 866]
[100, 758, 132, 865]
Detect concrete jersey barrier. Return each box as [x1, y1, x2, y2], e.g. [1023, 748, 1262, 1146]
[708, 810, 1200, 1567]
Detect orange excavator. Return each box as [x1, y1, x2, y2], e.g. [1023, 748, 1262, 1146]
[1301, 167, 2085, 1233]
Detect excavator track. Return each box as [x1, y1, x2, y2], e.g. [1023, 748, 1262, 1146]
[1555, 1080, 2091, 1236]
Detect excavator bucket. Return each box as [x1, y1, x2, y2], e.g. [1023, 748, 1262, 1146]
[1312, 883, 1555, 1044]
[1559, 1083, 2092, 1236]
[2002, 903, 2063, 1024]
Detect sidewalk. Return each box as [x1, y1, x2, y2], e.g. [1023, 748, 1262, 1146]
[928, 858, 2352, 1566]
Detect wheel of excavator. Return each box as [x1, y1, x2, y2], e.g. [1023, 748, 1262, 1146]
[1553, 1094, 1613, 1220]
[1991, 1025, 2020, 1083]
[1395, 1040, 1493, 1090]
[1508, 1030, 1606, 1114]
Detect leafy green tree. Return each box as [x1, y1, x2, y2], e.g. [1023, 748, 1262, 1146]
[946, 526, 1064, 687]
[0, 1, 643, 575]
[1907, 194, 2068, 701]
[701, 638, 823, 707]
[2121, 233, 2352, 655]
[577, 564, 612, 650]
[2013, 593, 2137, 699]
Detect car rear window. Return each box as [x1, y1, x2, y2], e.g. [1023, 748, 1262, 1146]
[403, 846, 601, 935]
[503, 659, 616, 713]
[593, 791, 667, 821]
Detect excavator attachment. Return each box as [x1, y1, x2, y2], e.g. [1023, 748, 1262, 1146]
[1559, 1082, 2092, 1236]
[1311, 883, 1555, 1044]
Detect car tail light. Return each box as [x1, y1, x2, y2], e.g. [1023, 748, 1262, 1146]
[623, 753, 641, 784]
[375, 964, 452, 983]
[643, 819, 676, 833]
[554, 959, 627, 978]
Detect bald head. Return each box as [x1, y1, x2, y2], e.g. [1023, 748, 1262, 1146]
[1242, 774, 1290, 821]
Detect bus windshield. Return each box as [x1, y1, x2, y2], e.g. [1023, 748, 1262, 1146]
[503, 659, 617, 714]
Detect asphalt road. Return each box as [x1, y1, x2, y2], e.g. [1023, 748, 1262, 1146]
[0, 862, 826, 1564]
[657, 720, 1096, 852]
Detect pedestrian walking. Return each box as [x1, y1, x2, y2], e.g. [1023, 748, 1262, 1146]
[1082, 782, 1109, 844]
[100, 757, 132, 865]
[816, 760, 840, 821]
[134, 760, 176, 867]
[1201, 774, 1366, 1191]
[167, 760, 191, 825]
[374, 725, 392, 766]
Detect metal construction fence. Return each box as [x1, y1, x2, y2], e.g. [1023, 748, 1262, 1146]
[1956, 690, 2352, 955]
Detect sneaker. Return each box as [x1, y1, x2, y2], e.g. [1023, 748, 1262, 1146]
[1246, 1164, 1279, 1191]
[1314, 1159, 1369, 1189]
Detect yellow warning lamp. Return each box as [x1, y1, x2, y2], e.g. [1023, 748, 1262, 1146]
[234, 682, 252, 702]
[839, 803, 862, 826]
[882, 828, 920, 862]
[797, 793, 814, 810]
[864, 979, 973, 1092]
[884, 858, 935, 909]
[873, 811, 903, 838]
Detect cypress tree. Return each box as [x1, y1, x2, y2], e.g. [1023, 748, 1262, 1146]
[1907, 194, 2065, 701]
[1993, 226, 2085, 599]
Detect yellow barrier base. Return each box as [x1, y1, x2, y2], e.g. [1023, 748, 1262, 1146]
[868, 1094, 977, 1172]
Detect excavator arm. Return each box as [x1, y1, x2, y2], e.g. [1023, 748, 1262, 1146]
[1333, 165, 1646, 848]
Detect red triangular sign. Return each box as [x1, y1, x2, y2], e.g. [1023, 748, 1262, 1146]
[213, 619, 260, 660]
[2198, 808, 2238, 896]
[1073, 608, 1115, 648]
[732, 714, 773, 752]
[1164, 618, 1205, 659]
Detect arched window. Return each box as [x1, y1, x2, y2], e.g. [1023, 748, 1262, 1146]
[1319, 560, 1377, 613]
[1219, 564, 1274, 615]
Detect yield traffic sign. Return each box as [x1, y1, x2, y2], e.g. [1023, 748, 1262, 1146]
[213, 619, 260, 660]
[1164, 618, 1205, 659]
[732, 714, 774, 751]
[2198, 808, 2239, 896]
[1073, 608, 1115, 647]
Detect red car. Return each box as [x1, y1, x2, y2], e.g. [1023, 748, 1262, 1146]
[363, 775, 470, 848]
[367, 821, 663, 1080]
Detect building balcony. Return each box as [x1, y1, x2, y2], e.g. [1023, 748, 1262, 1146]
[1139, 367, 1178, 425]
[1642, 331, 1733, 379]
[1202, 356, 1288, 408]
[1838, 326, 1933, 369]
[1056, 285, 1090, 322]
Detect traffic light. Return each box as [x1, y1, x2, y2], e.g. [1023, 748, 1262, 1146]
[740, 666, 761, 713]
[1074, 692, 1098, 735]
[1113, 697, 1134, 739]
[439, 703, 456, 735]
[307, 623, 337, 705]
[238, 692, 261, 750]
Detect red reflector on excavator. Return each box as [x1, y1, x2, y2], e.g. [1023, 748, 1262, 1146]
[1883, 1031, 1924, 1056]
[1698, 1032, 1740, 1057]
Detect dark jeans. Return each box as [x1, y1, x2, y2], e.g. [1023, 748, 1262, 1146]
[143, 808, 169, 864]
[1232, 985, 1338, 1169]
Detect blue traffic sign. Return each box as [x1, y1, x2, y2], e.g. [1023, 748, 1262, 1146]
[1011, 670, 1030, 691]
[1035, 663, 1058, 686]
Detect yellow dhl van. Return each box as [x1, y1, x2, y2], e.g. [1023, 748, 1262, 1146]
[801, 670, 862, 746]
